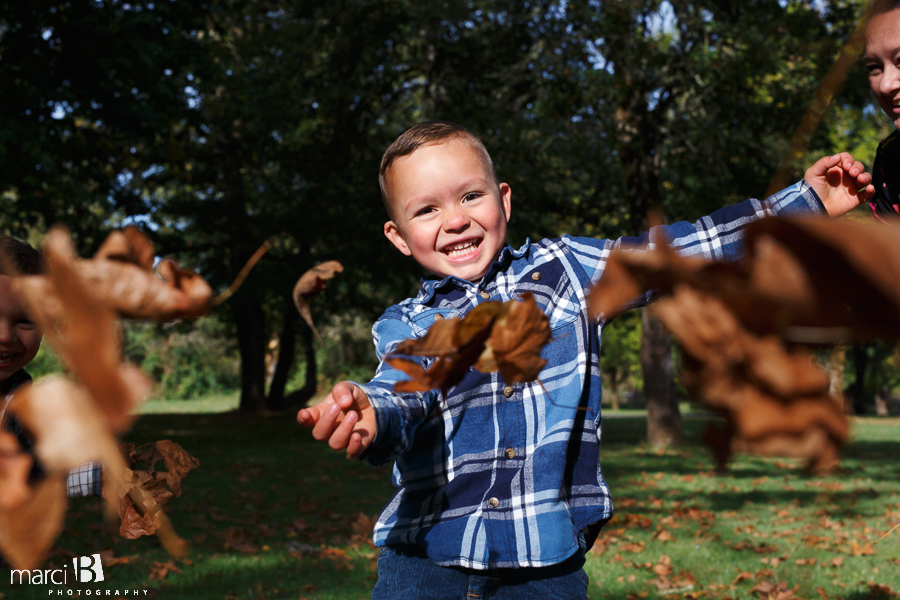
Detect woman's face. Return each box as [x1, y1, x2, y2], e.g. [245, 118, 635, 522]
[865, 8, 900, 130]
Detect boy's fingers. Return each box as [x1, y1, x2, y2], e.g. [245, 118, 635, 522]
[328, 410, 358, 450]
[311, 401, 342, 441]
[346, 432, 363, 459]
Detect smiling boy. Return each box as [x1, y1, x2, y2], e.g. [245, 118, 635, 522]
[298, 121, 873, 599]
[0, 236, 102, 499]
[863, 0, 900, 219]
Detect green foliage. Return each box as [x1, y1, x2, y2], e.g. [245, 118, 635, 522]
[25, 342, 63, 379]
[121, 316, 240, 400]
[316, 312, 379, 386]
[600, 312, 644, 407]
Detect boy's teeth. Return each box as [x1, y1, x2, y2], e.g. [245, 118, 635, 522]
[0, 352, 14, 360]
[445, 241, 476, 257]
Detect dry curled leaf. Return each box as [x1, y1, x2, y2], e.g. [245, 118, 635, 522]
[386, 293, 550, 397]
[13, 225, 214, 322]
[117, 440, 200, 538]
[586, 216, 900, 474]
[292, 260, 343, 340]
[0, 379, 130, 569]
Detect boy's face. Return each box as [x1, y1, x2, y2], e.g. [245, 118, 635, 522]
[383, 140, 512, 282]
[0, 275, 42, 382]
[865, 8, 900, 130]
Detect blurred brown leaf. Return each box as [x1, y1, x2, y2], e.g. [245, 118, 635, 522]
[118, 440, 199, 539]
[292, 261, 343, 340]
[387, 293, 550, 397]
[584, 217, 900, 473]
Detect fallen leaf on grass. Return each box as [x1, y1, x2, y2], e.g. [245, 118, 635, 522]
[292, 261, 343, 340]
[149, 559, 183, 581]
[620, 541, 646, 553]
[653, 529, 675, 542]
[653, 555, 673, 576]
[850, 540, 876, 556]
[733, 571, 754, 585]
[387, 293, 550, 397]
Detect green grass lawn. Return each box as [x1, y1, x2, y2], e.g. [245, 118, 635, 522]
[6, 409, 899, 599]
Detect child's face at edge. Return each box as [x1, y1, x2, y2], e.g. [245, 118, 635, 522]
[0, 275, 42, 382]
[383, 140, 512, 282]
[865, 8, 900, 130]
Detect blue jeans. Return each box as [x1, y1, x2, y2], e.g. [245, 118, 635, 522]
[371, 544, 589, 600]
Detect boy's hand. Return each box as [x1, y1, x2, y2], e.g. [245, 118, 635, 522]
[804, 152, 875, 218]
[297, 382, 375, 458]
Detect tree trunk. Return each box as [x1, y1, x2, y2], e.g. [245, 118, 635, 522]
[849, 344, 870, 415]
[266, 304, 297, 411]
[827, 345, 848, 412]
[235, 298, 267, 412]
[284, 319, 318, 408]
[606, 1, 682, 446]
[641, 308, 683, 447]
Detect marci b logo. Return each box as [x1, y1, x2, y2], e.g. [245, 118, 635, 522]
[73, 554, 104, 583]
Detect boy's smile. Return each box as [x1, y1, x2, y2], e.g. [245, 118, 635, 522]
[865, 7, 900, 130]
[383, 139, 512, 282]
[0, 275, 42, 382]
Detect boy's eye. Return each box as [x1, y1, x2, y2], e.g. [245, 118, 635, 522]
[15, 319, 35, 329]
[866, 62, 883, 75]
[462, 193, 481, 202]
[414, 207, 435, 217]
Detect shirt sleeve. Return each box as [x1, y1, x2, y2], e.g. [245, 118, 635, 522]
[353, 307, 441, 466]
[563, 179, 826, 286]
[66, 462, 103, 498]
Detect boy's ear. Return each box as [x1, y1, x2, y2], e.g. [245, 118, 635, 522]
[384, 221, 411, 256]
[499, 182, 512, 223]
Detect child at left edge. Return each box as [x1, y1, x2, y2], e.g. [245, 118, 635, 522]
[0, 235, 102, 500]
[299, 122, 874, 599]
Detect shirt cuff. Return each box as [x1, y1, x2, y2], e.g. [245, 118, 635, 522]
[66, 462, 102, 498]
[768, 180, 827, 217]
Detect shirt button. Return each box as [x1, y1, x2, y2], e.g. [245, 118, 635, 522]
[503, 386, 514, 397]
[479, 291, 490, 299]
[504, 448, 515, 459]
[488, 497, 500, 508]
[531, 271, 542, 281]
[434, 313, 444, 321]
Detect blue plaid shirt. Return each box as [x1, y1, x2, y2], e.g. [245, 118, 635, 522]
[358, 181, 825, 569]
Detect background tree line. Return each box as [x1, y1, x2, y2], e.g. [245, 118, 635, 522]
[2, 0, 895, 441]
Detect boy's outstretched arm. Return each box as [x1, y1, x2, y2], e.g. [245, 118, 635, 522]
[297, 381, 376, 458]
[804, 152, 876, 218]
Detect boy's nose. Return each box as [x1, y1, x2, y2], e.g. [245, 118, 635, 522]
[443, 207, 470, 231]
[0, 324, 13, 344]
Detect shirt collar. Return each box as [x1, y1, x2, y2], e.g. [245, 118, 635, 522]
[415, 239, 531, 303]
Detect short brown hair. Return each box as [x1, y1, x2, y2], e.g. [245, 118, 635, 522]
[0, 236, 44, 276]
[379, 121, 498, 220]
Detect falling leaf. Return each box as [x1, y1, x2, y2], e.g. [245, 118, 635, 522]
[584, 217, 900, 473]
[0, 430, 33, 511]
[0, 476, 66, 571]
[387, 293, 550, 397]
[292, 261, 343, 340]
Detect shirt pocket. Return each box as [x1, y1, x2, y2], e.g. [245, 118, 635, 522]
[521, 261, 581, 332]
[409, 308, 457, 337]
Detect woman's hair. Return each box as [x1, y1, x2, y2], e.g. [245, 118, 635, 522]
[0, 236, 44, 275]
